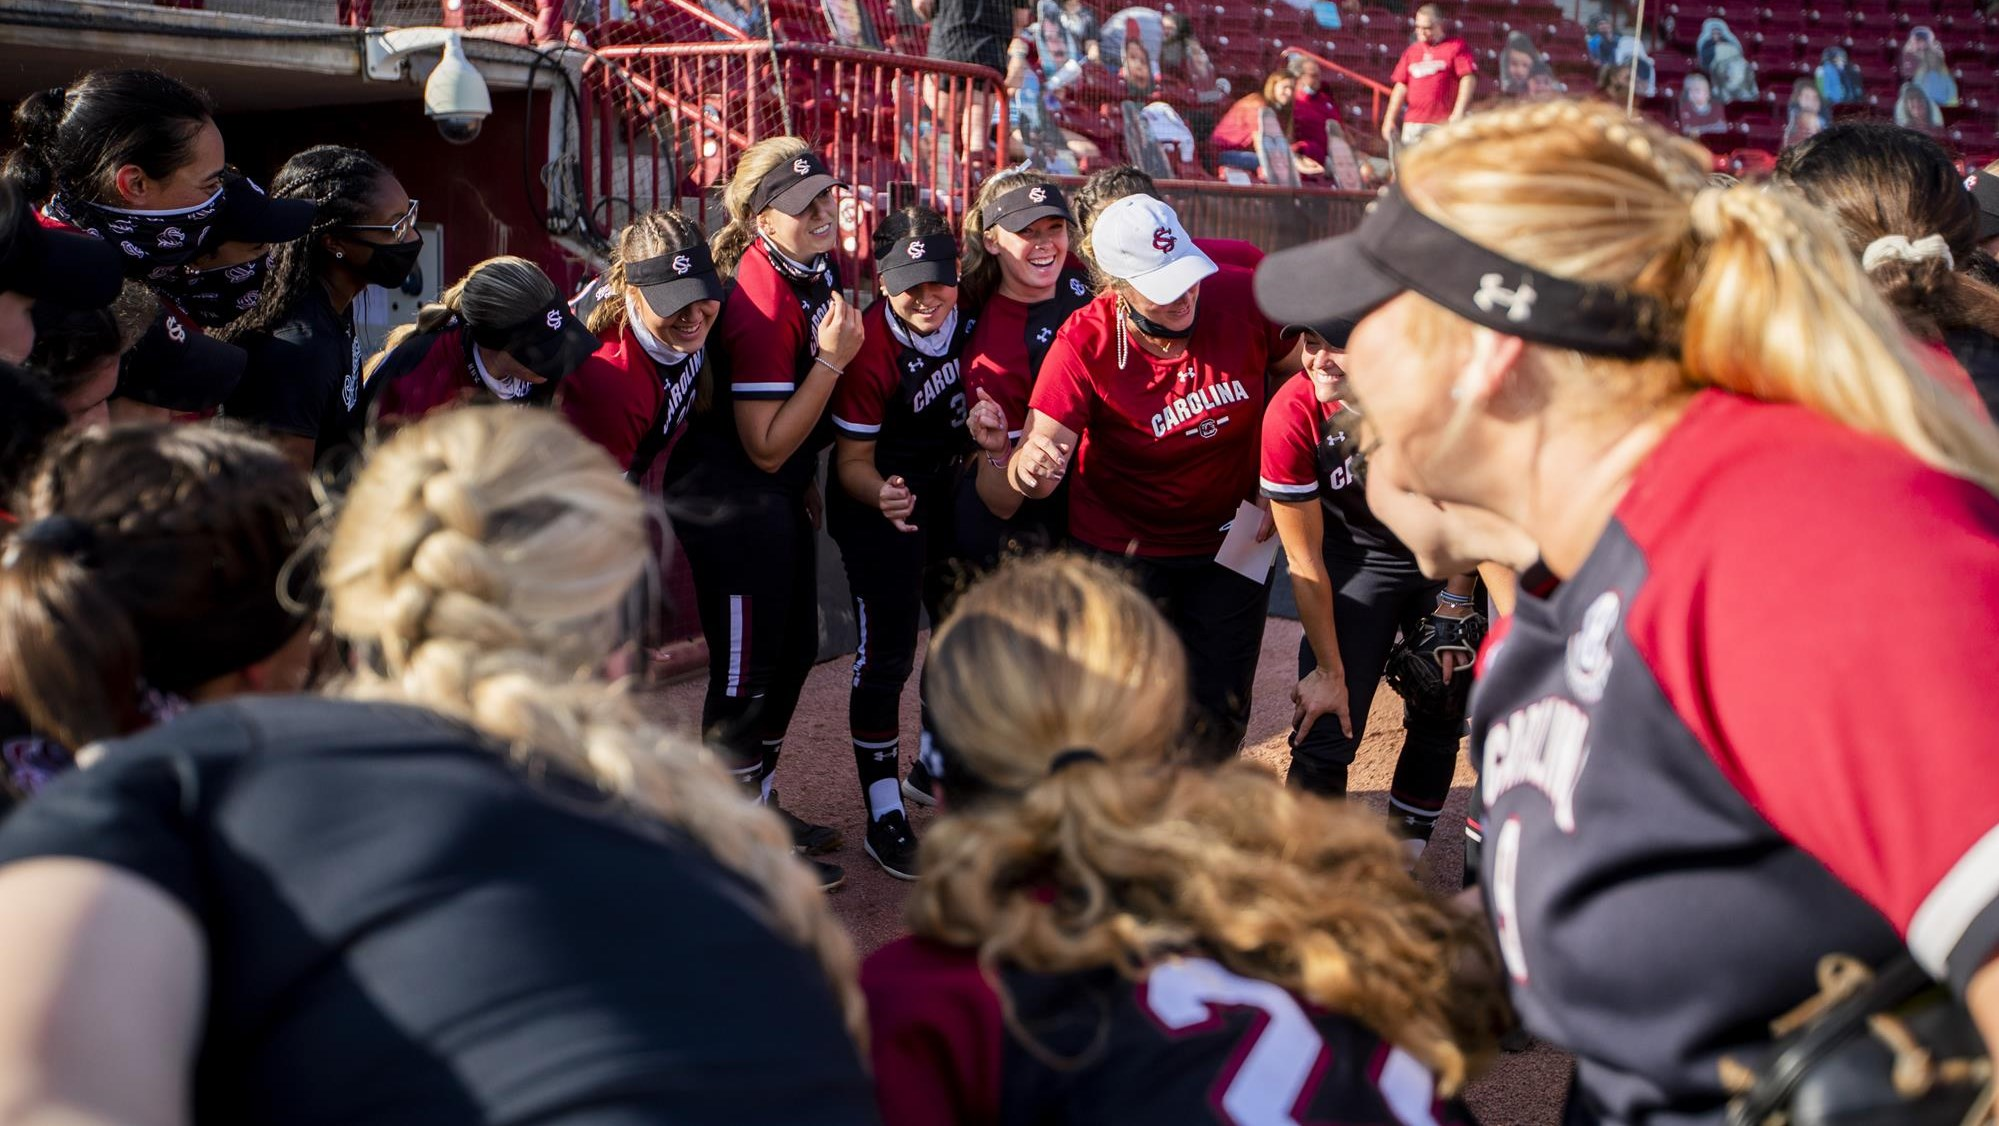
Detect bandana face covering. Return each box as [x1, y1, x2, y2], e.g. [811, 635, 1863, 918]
[156, 254, 268, 328]
[757, 232, 831, 284]
[45, 186, 225, 277]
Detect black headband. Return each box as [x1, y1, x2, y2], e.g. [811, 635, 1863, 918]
[627, 244, 718, 286]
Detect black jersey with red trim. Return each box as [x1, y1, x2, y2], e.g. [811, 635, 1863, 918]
[962, 267, 1094, 440]
[1258, 374, 1420, 574]
[561, 322, 705, 482]
[708, 241, 840, 492]
[831, 300, 977, 479]
[1471, 390, 1999, 1125]
[863, 936, 1475, 1126]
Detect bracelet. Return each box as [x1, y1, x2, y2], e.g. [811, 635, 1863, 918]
[811, 356, 845, 378]
[986, 454, 1007, 471]
[1437, 590, 1473, 606]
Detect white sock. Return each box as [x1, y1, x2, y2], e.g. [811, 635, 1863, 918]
[868, 778, 907, 822]
[1401, 837, 1428, 867]
[759, 772, 775, 804]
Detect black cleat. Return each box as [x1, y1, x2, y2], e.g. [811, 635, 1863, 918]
[770, 791, 843, 856]
[864, 810, 921, 881]
[901, 760, 938, 808]
[811, 857, 847, 893]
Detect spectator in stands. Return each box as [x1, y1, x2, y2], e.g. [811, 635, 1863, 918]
[1599, 61, 1634, 107]
[0, 408, 879, 1124]
[1817, 46, 1864, 107]
[917, 0, 1028, 74]
[1381, 4, 1477, 148]
[220, 146, 419, 470]
[1004, 6, 1103, 170]
[1904, 29, 1959, 109]
[1156, 11, 1226, 146]
[1212, 71, 1319, 176]
[1895, 82, 1945, 136]
[1678, 72, 1729, 137]
[0, 424, 317, 794]
[1776, 121, 1999, 418]
[1782, 78, 1827, 149]
[1119, 36, 1159, 101]
[1900, 26, 1941, 81]
[1526, 64, 1562, 100]
[1585, 12, 1617, 67]
[1058, 0, 1100, 62]
[1070, 164, 1264, 269]
[1287, 54, 1343, 164]
[1499, 31, 1539, 98]
[1614, 34, 1657, 97]
[1696, 19, 1755, 104]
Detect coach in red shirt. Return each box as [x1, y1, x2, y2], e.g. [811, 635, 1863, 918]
[1009, 194, 1301, 761]
[1381, 4, 1477, 147]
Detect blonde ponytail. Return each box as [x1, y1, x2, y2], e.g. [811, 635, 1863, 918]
[322, 407, 865, 1046]
[712, 137, 812, 280]
[1394, 99, 1999, 498]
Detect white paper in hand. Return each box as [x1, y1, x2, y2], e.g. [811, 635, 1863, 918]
[1213, 501, 1279, 583]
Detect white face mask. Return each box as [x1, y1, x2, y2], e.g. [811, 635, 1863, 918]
[471, 344, 534, 401]
[626, 297, 693, 365]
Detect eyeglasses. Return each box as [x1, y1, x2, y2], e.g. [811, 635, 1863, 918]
[343, 199, 422, 241]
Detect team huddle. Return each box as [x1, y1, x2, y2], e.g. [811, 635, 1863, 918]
[0, 66, 1996, 1126]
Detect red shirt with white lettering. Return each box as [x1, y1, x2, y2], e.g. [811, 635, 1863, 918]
[1390, 37, 1476, 124]
[1029, 266, 1286, 557]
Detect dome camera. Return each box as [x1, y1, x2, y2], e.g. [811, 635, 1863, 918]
[424, 32, 491, 145]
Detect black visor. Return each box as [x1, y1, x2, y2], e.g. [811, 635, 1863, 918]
[747, 151, 846, 217]
[469, 299, 600, 383]
[216, 173, 318, 244]
[628, 243, 725, 318]
[1255, 189, 1672, 360]
[878, 233, 960, 295]
[982, 180, 1073, 233]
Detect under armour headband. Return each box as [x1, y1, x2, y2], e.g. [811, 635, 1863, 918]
[1254, 189, 1673, 360]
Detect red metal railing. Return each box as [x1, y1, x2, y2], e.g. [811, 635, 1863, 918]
[1279, 46, 1393, 127]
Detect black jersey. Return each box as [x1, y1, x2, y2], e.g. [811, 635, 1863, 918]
[864, 936, 1475, 1126]
[0, 696, 880, 1126]
[1258, 374, 1420, 572]
[832, 300, 978, 480]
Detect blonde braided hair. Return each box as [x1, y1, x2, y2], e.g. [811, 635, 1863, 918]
[321, 406, 865, 1046]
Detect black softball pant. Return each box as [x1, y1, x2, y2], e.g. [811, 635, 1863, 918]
[1083, 546, 1273, 764]
[673, 484, 820, 792]
[953, 471, 1067, 572]
[1288, 555, 1464, 837]
[828, 471, 959, 817]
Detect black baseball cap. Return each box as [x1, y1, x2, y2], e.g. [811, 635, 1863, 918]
[0, 180, 123, 310]
[878, 232, 960, 295]
[627, 243, 725, 318]
[1967, 167, 1999, 242]
[118, 302, 250, 412]
[469, 298, 600, 383]
[747, 150, 846, 217]
[1255, 189, 1670, 360]
[982, 180, 1073, 233]
[215, 173, 318, 245]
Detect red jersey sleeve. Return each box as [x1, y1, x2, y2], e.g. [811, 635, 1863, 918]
[559, 336, 657, 471]
[1624, 394, 1999, 993]
[861, 937, 1003, 1126]
[719, 251, 810, 401]
[832, 304, 900, 440]
[1451, 40, 1477, 77]
[1259, 374, 1322, 502]
[1026, 326, 1096, 436]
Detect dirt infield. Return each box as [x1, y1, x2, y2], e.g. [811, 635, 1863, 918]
[636, 616, 1572, 1124]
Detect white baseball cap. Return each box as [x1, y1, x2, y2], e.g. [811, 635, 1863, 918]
[1091, 194, 1217, 305]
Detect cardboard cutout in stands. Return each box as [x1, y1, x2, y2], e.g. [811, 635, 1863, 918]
[1896, 82, 1945, 136]
[1141, 101, 1198, 167]
[1120, 100, 1177, 180]
[1099, 8, 1163, 72]
[822, 0, 881, 48]
[702, 0, 764, 37]
[1695, 19, 1755, 104]
[1500, 31, 1540, 98]
[1614, 35, 1657, 98]
[1902, 28, 1959, 109]
[1322, 120, 1364, 190]
[1818, 47, 1864, 107]
[1782, 78, 1827, 149]
[1256, 107, 1300, 186]
[1678, 72, 1729, 137]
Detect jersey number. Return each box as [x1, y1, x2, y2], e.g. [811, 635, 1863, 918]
[1143, 958, 1443, 1126]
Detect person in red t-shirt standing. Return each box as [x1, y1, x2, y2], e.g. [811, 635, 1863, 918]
[1010, 194, 1301, 760]
[1381, 5, 1478, 149]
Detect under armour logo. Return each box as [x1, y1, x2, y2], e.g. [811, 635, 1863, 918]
[546, 309, 564, 330]
[165, 316, 186, 343]
[1028, 186, 1048, 203]
[792, 158, 812, 176]
[1151, 226, 1177, 253]
[906, 239, 926, 260]
[1472, 273, 1536, 323]
[906, 359, 922, 372]
[672, 254, 692, 274]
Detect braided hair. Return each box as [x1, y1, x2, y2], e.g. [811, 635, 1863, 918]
[217, 145, 392, 343]
[0, 424, 317, 750]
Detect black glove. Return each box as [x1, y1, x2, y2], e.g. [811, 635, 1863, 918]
[1384, 609, 1487, 721]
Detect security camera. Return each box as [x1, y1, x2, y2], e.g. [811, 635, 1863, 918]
[423, 32, 491, 145]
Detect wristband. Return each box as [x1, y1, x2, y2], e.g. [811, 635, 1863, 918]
[986, 454, 1007, 471]
[1437, 590, 1473, 606]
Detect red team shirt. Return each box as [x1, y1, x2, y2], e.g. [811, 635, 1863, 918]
[561, 322, 705, 475]
[1389, 37, 1476, 124]
[1029, 266, 1287, 556]
[962, 267, 1095, 441]
[1472, 390, 1999, 1122]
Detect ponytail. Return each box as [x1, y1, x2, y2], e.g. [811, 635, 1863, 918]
[3, 88, 66, 204]
[372, 281, 467, 376]
[712, 136, 813, 280]
[368, 257, 558, 380]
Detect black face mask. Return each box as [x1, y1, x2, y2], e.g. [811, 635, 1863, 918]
[45, 187, 225, 279]
[354, 232, 423, 289]
[1125, 302, 1195, 340]
[156, 254, 268, 328]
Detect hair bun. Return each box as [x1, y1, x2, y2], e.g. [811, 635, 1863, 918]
[4, 515, 100, 567]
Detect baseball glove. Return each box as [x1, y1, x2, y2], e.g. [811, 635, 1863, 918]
[1385, 610, 1487, 720]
